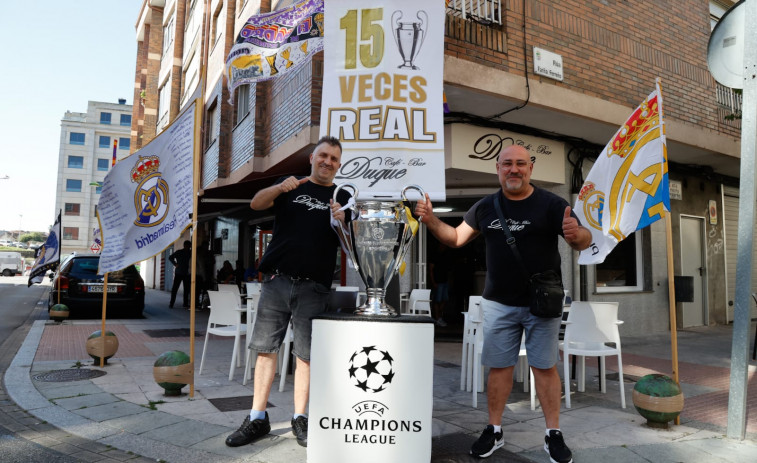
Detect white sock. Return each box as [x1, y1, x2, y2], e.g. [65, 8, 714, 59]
[492, 425, 501, 433]
[293, 413, 307, 420]
[546, 428, 560, 436]
[250, 409, 266, 420]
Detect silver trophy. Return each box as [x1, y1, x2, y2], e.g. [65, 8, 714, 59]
[392, 10, 428, 70]
[333, 183, 425, 316]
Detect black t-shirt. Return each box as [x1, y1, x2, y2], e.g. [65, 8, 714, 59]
[463, 186, 574, 307]
[257, 177, 351, 287]
[169, 249, 191, 276]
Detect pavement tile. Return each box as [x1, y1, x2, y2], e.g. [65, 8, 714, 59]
[72, 400, 150, 422]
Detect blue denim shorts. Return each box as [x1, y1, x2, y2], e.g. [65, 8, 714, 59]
[249, 272, 331, 361]
[480, 298, 561, 369]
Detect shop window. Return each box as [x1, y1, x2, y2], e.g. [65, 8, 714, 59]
[595, 232, 644, 293]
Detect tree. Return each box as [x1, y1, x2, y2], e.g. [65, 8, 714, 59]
[19, 232, 47, 243]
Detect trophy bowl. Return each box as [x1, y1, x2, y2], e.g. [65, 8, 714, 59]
[333, 184, 424, 316]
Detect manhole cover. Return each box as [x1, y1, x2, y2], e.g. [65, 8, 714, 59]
[33, 369, 107, 382]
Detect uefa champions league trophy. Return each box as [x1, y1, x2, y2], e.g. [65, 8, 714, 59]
[391, 10, 428, 70]
[333, 183, 425, 316]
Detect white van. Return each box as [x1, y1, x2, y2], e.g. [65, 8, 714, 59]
[0, 251, 24, 276]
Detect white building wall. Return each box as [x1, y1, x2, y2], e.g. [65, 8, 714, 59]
[56, 100, 133, 255]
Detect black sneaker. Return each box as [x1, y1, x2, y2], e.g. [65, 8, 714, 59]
[470, 424, 503, 458]
[544, 429, 573, 463]
[225, 413, 271, 447]
[291, 415, 308, 447]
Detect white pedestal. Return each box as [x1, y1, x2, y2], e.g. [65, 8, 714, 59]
[308, 314, 434, 463]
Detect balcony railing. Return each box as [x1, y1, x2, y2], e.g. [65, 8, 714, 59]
[716, 83, 742, 129]
[446, 0, 502, 25]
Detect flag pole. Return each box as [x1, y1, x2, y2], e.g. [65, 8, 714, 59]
[100, 272, 108, 368]
[187, 0, 212, 398]
[57, 209, 62, 304]
[658, 78, 680, 425]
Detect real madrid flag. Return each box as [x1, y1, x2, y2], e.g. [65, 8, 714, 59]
[28, 211, 62, 286]
[574, 81, 670, 265]
[97, 100, 196, 274]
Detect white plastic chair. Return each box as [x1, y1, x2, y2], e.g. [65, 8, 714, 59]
[559, 301, 625, 409]
[278, 321, 294, 392]
[408, 289, 432, 316]
[515, 335, 537, 410]
[469, 298, 486, 408]
[218, 283, 244, 308]
[200, 290, 247, 381]
[242, 282, 262, 385]
[461, 295, 482, 391]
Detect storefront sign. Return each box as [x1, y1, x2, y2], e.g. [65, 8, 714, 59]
[446, 124, 566, 184]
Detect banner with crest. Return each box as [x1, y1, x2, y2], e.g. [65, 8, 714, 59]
[27, 210, 61, 286]
[574, 81, 670, 265]
[224, 0, 324, 102]
[320, 0, 446, 200]
[97, 101, 196, 274]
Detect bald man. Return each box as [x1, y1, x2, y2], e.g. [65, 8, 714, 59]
[415, 145, 590, 463]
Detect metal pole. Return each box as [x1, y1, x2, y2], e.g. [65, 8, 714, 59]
[726, 0, 757, 441]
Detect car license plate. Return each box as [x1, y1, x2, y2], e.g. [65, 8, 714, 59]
[89, 285, 117, 293]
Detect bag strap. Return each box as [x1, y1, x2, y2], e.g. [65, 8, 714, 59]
[493, 193, 529, 276]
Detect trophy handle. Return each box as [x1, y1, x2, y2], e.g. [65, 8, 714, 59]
[401, 184, 425, 203]
[416, 10, 428, 54]
[332, 183, 359, 271]
[391, 10, 402, 50]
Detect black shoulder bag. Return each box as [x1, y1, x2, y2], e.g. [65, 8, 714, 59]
[493, 194, 564, 318]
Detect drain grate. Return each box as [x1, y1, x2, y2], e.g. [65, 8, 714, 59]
[33, 369, 107, 382]
[144, 328, 202, 338]
[208, 395, 274, 412]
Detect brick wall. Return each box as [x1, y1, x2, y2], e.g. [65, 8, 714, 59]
[443, 0, 738, 138]
[266, 57, 315, 155]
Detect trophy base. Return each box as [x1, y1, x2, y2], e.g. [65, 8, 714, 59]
[353, 295, 400, 317]
[398, 63, 420, 70]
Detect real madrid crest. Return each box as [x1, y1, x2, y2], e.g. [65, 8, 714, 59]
[131, 155, 169, 227]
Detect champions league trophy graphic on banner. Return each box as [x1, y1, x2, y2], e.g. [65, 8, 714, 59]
[391, 10, 428, 70]
[333, 183, 425, 316]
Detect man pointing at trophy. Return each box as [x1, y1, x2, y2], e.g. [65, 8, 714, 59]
[226, 135, 351, 449]
[415, 145, 591, 463]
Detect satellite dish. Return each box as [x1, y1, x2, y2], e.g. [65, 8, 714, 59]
[707, 0, 745, 89]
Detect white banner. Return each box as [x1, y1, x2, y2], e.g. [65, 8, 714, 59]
[97, 101, 196, 274]
[320, 0, 446, 200]
[574, 83, 669, 265]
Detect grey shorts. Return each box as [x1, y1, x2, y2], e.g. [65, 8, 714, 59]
[480, 297, 561, 369]
[249, 273, 331, 361]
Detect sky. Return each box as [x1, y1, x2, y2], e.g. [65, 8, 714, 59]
[0, 1, 142, 233]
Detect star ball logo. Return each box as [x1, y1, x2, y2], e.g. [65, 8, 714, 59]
[348, 346, 395, 393]
[131, 155, 169, 228]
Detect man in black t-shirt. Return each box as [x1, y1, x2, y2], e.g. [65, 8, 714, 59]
[226, 136, 350, 450]
[415, 145, 591, 463]
[168, 240, 191, 308]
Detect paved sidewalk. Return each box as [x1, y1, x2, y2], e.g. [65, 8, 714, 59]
[4, 289, 757, 462]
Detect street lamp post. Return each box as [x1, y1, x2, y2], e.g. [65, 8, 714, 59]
[17, 214, 22, 244]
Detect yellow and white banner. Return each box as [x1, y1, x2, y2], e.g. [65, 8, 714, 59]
[320, 0, 446, 200]
[97, 101, 197, 274]
[574, 82, 669, 265]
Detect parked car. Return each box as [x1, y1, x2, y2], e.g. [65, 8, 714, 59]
[47, 254, 145, 318]
[0, 251, 24, 276]
[0, 239, 13, 247]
